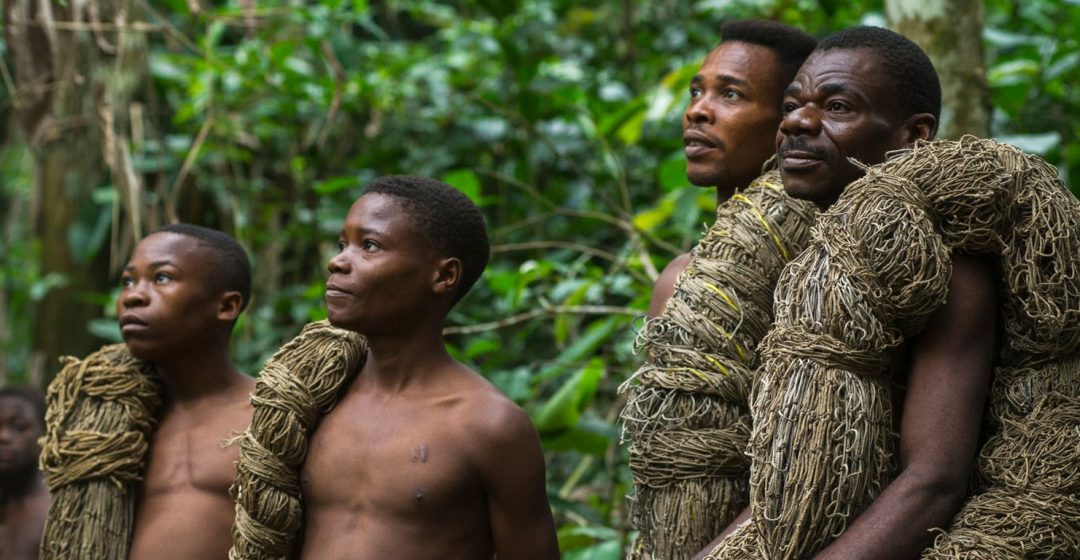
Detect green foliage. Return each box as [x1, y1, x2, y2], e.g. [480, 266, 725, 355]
[1, 0, 1078, 553]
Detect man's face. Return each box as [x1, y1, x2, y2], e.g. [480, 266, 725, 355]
[0, 397, 43, 476]
[683, 41, 787, 189]
[117, 233, 225, 362]
[777, 48, 912, 210]
[325, 194, 440, 336]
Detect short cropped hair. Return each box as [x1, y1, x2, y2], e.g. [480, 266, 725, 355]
[817, 26, 941, 124]
[154, 224, 253, 311]
[363, 176, 490, 305]
[720, 19, 818, 89]
[0, 385, 46, 429]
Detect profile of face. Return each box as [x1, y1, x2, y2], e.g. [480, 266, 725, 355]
[777, 47, 934, 210]
[326, 194, 454, 336]
[117, 233, 240, 362]
[683, 41, 787, 189]
[0, 396, 44, 476]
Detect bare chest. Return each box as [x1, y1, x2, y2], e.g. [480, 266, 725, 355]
[301, 403, 482, 521]
[141, 414, 242, 497]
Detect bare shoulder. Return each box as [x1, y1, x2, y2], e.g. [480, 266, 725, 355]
[648, 252, 692, 317]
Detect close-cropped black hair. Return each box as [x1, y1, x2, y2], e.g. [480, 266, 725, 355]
[0, 385, 46, 429]
[363, 175, 490, 305]
[153, 223, 253, 311]
[720, 19, 818, 90]
[817, 26, 942, 126]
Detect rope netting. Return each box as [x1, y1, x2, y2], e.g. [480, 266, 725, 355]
[229, 320, 366, 560]
[621, 171, 816, 559]
[38, 344, 161, 559]
[707, 136, 1080, 559]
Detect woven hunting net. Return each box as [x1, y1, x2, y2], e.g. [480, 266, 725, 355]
[620, 170, 816, 559]
[229, 320, 366, 560]
[707, 136, 1080, 559]
[38, 344, 161, 559]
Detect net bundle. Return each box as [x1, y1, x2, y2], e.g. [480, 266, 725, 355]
[707, 136, 1080, 559]
[621, 171, 815, 559]
[38, 344, 162, 559]
[229, 320, 366, 560]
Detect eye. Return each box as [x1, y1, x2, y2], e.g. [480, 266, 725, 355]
[361, 240, 380, 252]
[827, 100, 850, 112]
[781, 101, 799, 115]
[121, 276, 135, 288]
[722, 88, 743, 100]
[154, 272, 172, 284]
[689, 86, 703, 99]
[336, 240, 346, 253]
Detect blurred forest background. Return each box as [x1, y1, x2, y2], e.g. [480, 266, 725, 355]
[1, 0, 1078, 555]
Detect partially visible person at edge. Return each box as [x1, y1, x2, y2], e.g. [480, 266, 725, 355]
[709, 26, 995, 559]
[299, 176, 560, 559]
[0, 386, 48, 560]
[621, 18, 818, 560]
[120, 224, 254, 559]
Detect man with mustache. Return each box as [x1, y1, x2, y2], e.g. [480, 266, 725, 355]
[708, 26, 997, 559]
[621, 19, 817, 560]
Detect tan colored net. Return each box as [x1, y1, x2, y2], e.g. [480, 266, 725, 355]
[620, 171, 816, 559]
[38, 344, 161, 559]
[707, 137, 1080, 559]
[229, 320, 366, 560]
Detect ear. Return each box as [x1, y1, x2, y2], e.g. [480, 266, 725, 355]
[217, 291, 244, 322]
[899, 113, 937, 147]
[431, 257, 462, 298]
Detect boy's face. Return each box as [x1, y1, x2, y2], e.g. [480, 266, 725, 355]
[117, 232, 225, 362]
[0, 396, 43, 476]
[325, 193, 440, 336]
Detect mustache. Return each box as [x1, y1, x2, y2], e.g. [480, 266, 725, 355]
[779, 138, 827, 159]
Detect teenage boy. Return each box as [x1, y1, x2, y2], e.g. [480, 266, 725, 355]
[0, 386, 49, 560]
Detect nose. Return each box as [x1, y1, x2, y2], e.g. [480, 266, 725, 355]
[120, 282, 149, 310]
[684, 97, 715, 127]
[779, 104, 822, 138]
[327, 251, 351, 275]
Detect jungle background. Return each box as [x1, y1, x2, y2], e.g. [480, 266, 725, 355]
[1, 0, 1077, 556]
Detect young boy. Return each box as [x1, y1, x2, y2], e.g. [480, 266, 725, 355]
[41, 224, 253, 559]
[0, 386, 49, 560]
[233, 176, 559, 559]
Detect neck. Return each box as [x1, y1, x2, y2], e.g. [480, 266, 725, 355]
[716, 185, 738, 206]
[360, 319, 454, 394]
[0, 466, 45, 503]
[152, 337, 243, 404]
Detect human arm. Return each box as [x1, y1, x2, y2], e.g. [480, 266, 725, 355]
[691, 505, 751, 560]
[813, 253, 996, 559]
[648, 254, 692, 317]
[473, 402, 560, 560]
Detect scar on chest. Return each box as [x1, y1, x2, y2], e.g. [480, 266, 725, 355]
[410, 442, 428, 463]
[413, 488, 426, 504]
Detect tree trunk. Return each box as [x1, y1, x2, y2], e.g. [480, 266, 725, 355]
[887, 0, 991, 139]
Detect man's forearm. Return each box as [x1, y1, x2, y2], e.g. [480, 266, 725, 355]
[812, 469, 965, 560]
[691, 505, 751, 560]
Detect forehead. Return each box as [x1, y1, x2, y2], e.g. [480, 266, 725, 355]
[0, 396, 38, 421]
[345, 193, 427, 241]
[793, 48, 897, 103]
[700, 41, 783, 89]
[130, 232, 211, 267]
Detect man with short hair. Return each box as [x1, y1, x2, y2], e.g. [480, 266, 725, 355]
[41, 224, 255, 559]
[0, 386, 49, 560]
[231, 176, 560, 560]
[706, 26, 996, 559]
[621, 19, 817, 560]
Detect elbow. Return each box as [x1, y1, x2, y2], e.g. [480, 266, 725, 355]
[899, 467, 969, 519]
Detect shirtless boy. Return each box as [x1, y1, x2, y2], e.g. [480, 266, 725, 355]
[299, 176, 559, 559]
[0, 386, 48, 560]
[117, 224, 255, 559]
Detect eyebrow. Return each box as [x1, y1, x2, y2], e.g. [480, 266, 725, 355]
[691, 74, 751, 88]
[123, 260, 176, 272]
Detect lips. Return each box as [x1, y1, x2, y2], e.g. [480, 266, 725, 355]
[779, 145, 826, 171]
[684, 129, 720, 158]
[118, 314, 149, 333]
[325, 283, 353, 298]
